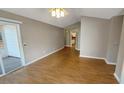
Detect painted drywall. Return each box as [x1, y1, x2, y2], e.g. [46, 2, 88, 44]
[80, 16, 110, 58]
[65, 22, 80, 50]
[0, 10, 64, 64]
[65, 29, 70, 47]
[115, 16, 124, 83]
[4, 25, 21, 57]
[106, 16, 123, 64]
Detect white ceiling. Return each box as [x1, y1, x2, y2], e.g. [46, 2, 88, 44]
[1, 8, 123, 28]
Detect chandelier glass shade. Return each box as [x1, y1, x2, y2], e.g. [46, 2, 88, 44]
[50, 8, 65, 18]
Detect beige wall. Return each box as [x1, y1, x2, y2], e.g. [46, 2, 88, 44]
[115, 16, 124, 83]
[80, 16, 110, 58]
[106, 16, 123, 64]
[80, 16, 124, 83]
[0, 10, 64, 64]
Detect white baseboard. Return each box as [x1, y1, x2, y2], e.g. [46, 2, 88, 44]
[80, 55, 119, 83]
[114, 73, 120, 83]
[80, 55, 116, 65]
[0, 47, 64, 77]
[25, 47, 64, 66]
[0, 74, 5, 77]
[75, 48, 80, 51]
[65, 45, 71, 47]
[80, 55, 105, 60]
[104, 59, 116, 65]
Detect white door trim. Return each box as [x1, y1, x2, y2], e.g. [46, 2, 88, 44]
[0, 18, 25, 76]
[0, 55, 5, 76]
[0, 17, 22, 24]
[16, 24, 26, 66]
[69, 31, 72, 47]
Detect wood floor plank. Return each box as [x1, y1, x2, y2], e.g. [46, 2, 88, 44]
[0, 47, 118, 84]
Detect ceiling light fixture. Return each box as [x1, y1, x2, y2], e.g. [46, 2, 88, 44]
[49, 8, 65, 18]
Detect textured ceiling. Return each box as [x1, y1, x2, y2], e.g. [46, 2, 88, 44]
[1, 8, 123, 28]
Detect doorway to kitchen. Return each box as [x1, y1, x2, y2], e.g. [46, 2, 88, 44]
[70, 32, 77, 48]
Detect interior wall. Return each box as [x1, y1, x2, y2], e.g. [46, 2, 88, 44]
[0, 10, 64, 64]
[65, 29, 70, 47]
[106, 16, 123, 64]
[115, 16, 124, 83]
[80, 16, 124, 83]
[80, 16, 110, 58]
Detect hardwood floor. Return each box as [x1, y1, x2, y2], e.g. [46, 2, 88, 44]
[0, 47, 118, 84]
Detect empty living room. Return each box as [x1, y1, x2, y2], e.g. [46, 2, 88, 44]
[1, 0, 124, 92]
[0, 8, 124, 85]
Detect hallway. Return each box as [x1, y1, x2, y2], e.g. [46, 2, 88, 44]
[0, 47, 117, 84]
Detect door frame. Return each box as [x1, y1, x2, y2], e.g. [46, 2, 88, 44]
[70, 30, 78, 49]
[0, 17, 25, 76]
[0, 55, 5, 76]
[70, 31, 72, 47]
